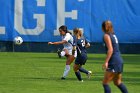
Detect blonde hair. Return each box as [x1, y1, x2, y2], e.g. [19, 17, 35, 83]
[73, 28, 83, 37]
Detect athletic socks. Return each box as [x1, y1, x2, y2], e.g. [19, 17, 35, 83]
[103, 83, 128, 93]
[103, 84, 111, 93]
[62, 65, 70, 78]
[61, 51, 66, 57]
[75, 71, 82, 81]
[79, 67, 88, 74]
[117, 83, 128, 93]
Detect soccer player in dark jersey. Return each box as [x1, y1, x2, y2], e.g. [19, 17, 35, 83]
[102, 20, 128, 93]
[72, 28, 92, 82]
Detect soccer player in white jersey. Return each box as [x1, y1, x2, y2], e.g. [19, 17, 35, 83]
[48, 25, 77, 80]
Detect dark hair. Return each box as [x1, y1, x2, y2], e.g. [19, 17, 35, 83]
[59, 25, 68, 33]
[59, 25, 72, 34]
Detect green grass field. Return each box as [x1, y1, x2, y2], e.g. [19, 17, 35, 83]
[0, 52, 140, 93]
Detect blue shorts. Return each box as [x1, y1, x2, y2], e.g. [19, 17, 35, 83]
[106, 63, 123, 73]
[75, 53, 87, 65]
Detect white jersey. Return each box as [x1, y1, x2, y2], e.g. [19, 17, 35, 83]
[62, 33, 73, 50]
[61, 33, 77, 57]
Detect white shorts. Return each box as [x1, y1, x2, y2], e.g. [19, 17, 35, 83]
[63, 48, 77, 58]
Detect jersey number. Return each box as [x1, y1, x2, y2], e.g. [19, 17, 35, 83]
[81, 40, 85, 47]
[113, 35, 118, 43]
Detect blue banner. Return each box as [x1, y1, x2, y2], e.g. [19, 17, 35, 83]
[0, 0, 140, 43]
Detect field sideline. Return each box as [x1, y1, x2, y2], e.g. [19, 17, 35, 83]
[0, 52, 140, 93]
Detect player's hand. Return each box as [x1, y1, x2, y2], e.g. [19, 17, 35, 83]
[102, 62, 108, 70]
[48, 42, 53, 45]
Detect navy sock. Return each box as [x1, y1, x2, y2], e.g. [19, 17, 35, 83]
[75, 71, 82, 81]
[103, 84, 111, 93]
[117, 83, 128, 93]
[79, 67, 88, 74]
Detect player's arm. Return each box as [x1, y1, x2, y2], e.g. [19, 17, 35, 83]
[48, 40, 67, 45]
[85, 39, 90, 48]
[72, 45, 76, 55]
[103, 34, 113, 70]
[85, 42, 90, 48]
[72, 36, 77, 55]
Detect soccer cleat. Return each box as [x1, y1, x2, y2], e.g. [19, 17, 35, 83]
[87, 71, 92, 79]
[61, 77, 66, 80]
[57, 48, 61, 58]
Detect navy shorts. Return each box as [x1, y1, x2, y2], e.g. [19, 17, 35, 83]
[75, 53, 87, 65]
[106, 63, 123, 73]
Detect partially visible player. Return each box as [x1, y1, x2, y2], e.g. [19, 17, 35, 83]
[72, 28, 92, 82]
[48, 25, 76, 80]
[102, 20, 128, 93]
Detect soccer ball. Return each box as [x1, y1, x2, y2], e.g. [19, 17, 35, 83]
[14, 36, 23, 45]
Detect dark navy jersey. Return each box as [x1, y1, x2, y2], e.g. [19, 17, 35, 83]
[103, 33, 123, 64]
[73, 37, 89, 56]
[104, 33, 120, 53]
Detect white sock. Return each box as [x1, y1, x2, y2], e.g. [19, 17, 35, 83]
[61, 51, 65, 56]
[62, 65, 70, 78]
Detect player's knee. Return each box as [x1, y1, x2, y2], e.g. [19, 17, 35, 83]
[113, 81, 121, 86]
[73, 65, 78, 72]
[73, 68, 78, 72]
[102, 80, 108, 85]
[102, 79, 110, 85]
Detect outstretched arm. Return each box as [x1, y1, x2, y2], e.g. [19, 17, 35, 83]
[48, 40, 67, 45]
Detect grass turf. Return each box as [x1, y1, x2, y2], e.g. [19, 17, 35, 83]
[0, 52, 140, 93]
